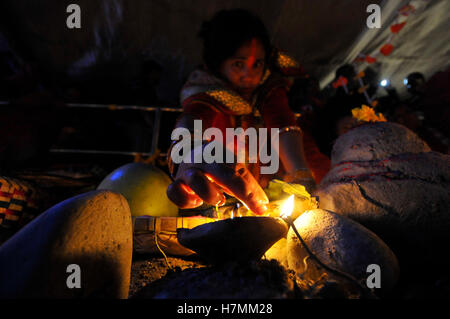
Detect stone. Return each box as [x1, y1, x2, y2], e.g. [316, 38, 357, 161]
[177, 216, 288, 264]
[330, 122, 430, 166]
[265, 238, 288, 268]
[98, 163, 178, 217]
[0, 190, 133, 298]
[315, 152, 450, 264]
[315, 122, 450, 270]
[286, 209, 399, 292]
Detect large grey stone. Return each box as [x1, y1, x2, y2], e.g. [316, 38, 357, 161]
[0, 190, 133, 298]
[317, 121, 450, 269]
[286, 209, 399, 292]
[315, 152, 450, 263]
[330, 122, 430, 166]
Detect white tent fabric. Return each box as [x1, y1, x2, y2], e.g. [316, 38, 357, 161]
[320, 0, 450, 96]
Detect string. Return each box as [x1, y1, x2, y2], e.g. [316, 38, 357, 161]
[286, 216, 378, 299]
[153, 218, 172, 270]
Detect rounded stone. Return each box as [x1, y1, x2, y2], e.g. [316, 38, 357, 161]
[286, 209, 399, 292]
[265, 238, 288, 268]
[0, 190, 133, 298]
[98, 163, 178, 217]
[315, 152, 450, 264]
[330, 122, 430, 166]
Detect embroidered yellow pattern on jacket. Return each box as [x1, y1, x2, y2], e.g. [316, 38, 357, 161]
[206, 90, 253, 115]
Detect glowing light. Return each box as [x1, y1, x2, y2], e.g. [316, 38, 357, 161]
[110, 170, 123, 181]
[180, 183, 196, 195]
[280, 195, 295, 219]
[204, 173, 215, 183]
[380, 79, 389, 87]
[403, 78, 408, 85]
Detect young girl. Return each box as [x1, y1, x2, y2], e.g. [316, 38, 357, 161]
[167, 9, 324, 216]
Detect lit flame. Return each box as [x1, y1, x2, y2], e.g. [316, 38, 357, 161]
[280, 195, 295, 219]
[204, 173, 215, 183]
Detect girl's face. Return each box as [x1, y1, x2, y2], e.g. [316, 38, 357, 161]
[219, 38, 266, 99]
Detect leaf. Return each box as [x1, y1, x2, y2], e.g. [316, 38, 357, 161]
[265, 179, 311, 201]
[264, 179, 285, 201]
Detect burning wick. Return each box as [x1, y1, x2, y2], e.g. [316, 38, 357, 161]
[280, 195, 306, 244]
[280, 195, 295, 220]
[280, 195, 315, 258]
[232, 202, 242, 219]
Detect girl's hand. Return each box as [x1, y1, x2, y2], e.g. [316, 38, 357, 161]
[166, 160, 269, 216]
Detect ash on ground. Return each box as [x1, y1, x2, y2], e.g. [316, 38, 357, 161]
[129, 254, 450, 299]
[130, 256, 296, 299]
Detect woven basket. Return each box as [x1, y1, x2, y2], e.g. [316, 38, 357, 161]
[0, 176, 41, 244]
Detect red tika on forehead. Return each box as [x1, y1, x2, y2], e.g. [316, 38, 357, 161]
[247, 38, 257, 69]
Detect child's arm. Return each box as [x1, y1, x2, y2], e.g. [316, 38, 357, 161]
[260, 87, 316, 192]
[167, 104, 269, 215]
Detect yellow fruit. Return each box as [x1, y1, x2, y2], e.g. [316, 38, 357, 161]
[97, 163, 178, 217]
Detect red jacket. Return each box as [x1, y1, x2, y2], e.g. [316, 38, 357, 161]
[178, 51, 330, 184]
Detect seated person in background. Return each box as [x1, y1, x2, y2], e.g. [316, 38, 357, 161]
[404, 72, 426, 110]
[166, 9, 329, 215]
[421, 68, 450, 151]
[314, 64, 367, 157]
[400, 70, 450, 154]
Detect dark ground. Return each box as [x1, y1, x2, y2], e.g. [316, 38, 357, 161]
[129, 252, 450, 299]
[129, 254, 207, 298]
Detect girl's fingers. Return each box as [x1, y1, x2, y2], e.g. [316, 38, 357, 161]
[166, 179, 204, 209]
[178, 167, 226, 206]
[172, 158, 269, 215]
[202, 163, 269, 215]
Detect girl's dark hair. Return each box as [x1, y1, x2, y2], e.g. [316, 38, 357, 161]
[198, 9, 272, 75]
